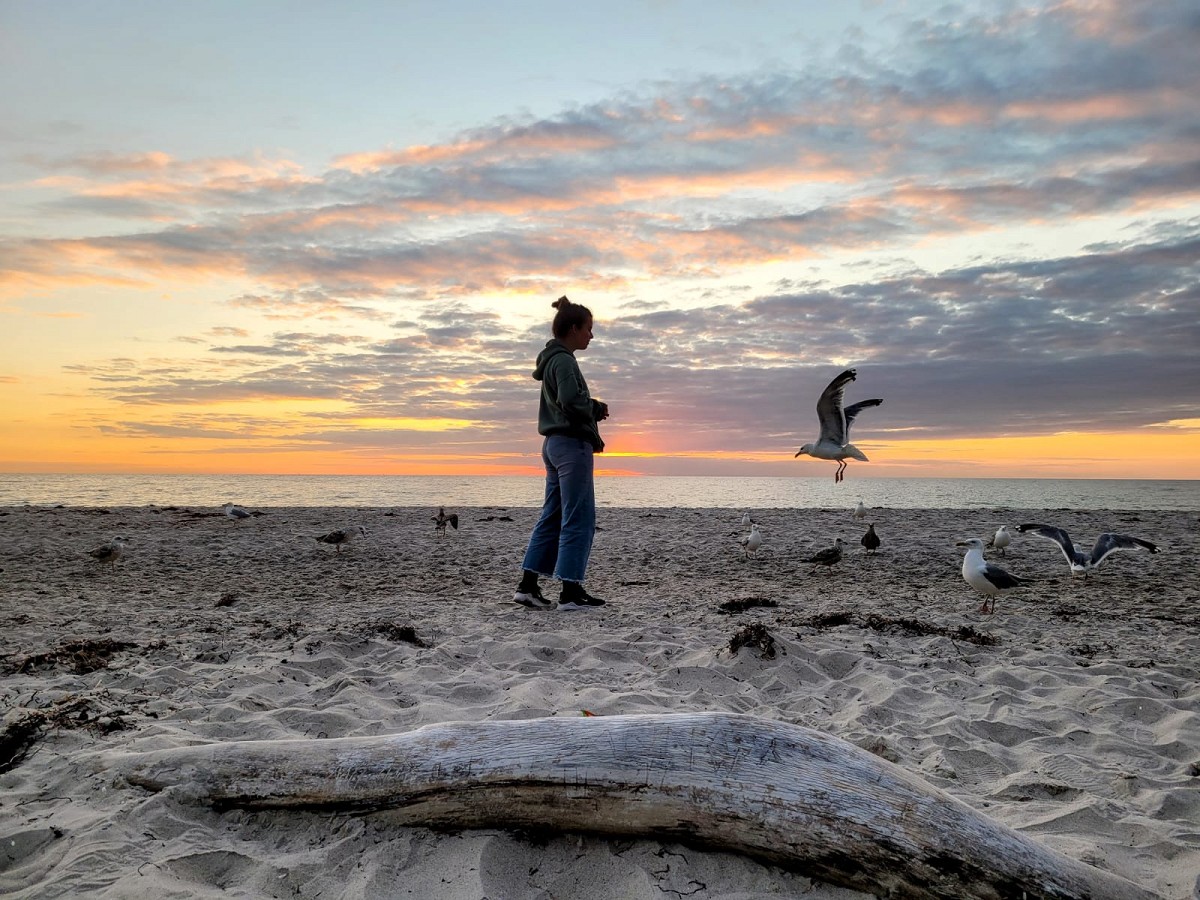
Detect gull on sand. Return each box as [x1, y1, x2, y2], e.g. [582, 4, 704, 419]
[222, 503, 252, 520]
[806, 537, 845, 573]
[433, 507, 459, 537]
[794, 369, 883, 483]
[1016, 524, 1159, 577]
[89, 537, 127, 570]
[986, 525, 1012, 556]
[741, 512, 753, 527]
[852, 500, 867, 520]
[315, 526, 367, 553]
[861, 523, 880, 554]
[957, 538, 1026, 614]
[739, 524, 763, 558]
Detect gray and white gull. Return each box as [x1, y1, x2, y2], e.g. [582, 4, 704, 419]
[957, 538, 1026, 613]
[794, 369, 883, 483]
[1016, 524, 1159, 577]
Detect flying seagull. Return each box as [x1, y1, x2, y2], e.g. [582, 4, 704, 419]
[1015, 524, 1160, 577]
[806, 537, 845, 573]
[957, 538, 1026, 613]
[861, 523, 880, 555]
[315, 525, 367, 553]
[222, 503, 252, 520]
[433, 507, 459, 537]
[89, 537, 127, 570]
[986, 525, 1012, 556]
[794, 369, 883, 483]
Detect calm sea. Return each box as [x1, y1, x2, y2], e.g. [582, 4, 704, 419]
[0, 474, 1196, 510]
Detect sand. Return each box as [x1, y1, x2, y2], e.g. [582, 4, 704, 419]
[1, 503, 1197, 899]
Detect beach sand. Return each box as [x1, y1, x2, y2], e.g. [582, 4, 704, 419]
[1, 504, 1197, 899]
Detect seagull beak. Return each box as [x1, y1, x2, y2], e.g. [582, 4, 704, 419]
[794, 449, 806, 458]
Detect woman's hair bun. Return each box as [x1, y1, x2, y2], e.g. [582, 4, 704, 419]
[552, 295, 571, 310]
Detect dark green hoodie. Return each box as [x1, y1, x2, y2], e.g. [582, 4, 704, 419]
[532, 339, 605, 451]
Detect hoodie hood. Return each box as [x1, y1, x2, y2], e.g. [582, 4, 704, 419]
[532, 339, 573, 381]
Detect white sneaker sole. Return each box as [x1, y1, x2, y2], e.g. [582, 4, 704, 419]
[513, 592, 553, 609]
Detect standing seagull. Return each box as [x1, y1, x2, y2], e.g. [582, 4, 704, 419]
[794, 369, 883, 483]
[986, 525, 1012, 556]
[315, 526, 367, 553]
[852, 499, 867, 520]
[739, 524, 764, 558]
[433, 507, 459, 537]
[89, 537, 127, 570]
[741, 512, 754, 527]
[222, 503, 252, 520]
[1015, 524, 1159, 577]
[806, 537, 845, 574]
[861, 523, 881, 555]
[957, 538, 1025, 614]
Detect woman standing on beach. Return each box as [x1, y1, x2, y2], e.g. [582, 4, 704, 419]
[513, 296, 609, 611]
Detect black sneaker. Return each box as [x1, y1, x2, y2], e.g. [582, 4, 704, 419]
[513, 585, 552, 609]
[558, 587, 606, 610]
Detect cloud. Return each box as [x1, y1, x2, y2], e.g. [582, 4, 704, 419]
[6, 0, 1199, 472]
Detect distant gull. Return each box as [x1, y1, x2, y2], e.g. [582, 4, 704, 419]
[741, 512, 753, 527]
[222, 503, 252, 520]
[852, 500, 867, 520]
[739, 524, 763, 558]
[861, 523, 880, 555]
[957, 537, 1026, 614]
[794, 369, 883, 483]
[315, 526, 367, 553]
[986, 525, 1012, 556]
[806, 537, 845, 573]
[433, 507, 459, 537]
[89, 537, 127, 570]
[1015, 524, 1160, 577]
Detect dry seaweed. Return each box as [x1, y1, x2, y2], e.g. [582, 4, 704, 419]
[718, 598, 779, 615]
[369, 622, 429, 647]
[792, 612, 999, 647]
[729, 623, 777, 659]
[4, 638, 138, 675]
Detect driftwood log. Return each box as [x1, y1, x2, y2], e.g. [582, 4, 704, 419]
[113, 711, 1158, 900]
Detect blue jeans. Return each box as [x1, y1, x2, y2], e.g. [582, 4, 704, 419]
[521, 435, 596, 583]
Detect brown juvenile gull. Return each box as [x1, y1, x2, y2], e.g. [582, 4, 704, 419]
[794, 369, 883, 483]
[806, 537, 845, 573]
[433, 507, 459, 537]
[315, 526, 367, 553]
[861, 523, 880, 555]
[89, 537, 127, 570]
[957, 537, 1026, 613]
[1016, 524, 1159, 577]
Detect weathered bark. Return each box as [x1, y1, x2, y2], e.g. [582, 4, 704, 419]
[112, 711, 1158, 900]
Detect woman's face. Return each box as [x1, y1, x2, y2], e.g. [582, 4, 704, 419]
[565, 316, 594, 352]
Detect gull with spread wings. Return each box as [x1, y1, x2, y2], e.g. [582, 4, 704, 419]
[794, 369, 883, 483]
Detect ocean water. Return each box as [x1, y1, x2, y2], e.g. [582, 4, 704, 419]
[1, 474, 1197, 510]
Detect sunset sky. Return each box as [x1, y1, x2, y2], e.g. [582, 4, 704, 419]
[2, 0, 1198, 479]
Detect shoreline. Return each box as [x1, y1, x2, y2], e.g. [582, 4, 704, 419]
[2, 505, 1197, 898]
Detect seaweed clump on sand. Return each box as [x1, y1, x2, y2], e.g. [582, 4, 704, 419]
[729, 623, 777, 659]
[718, 598, 779, 615]
[789, 611, 998, 647]
[368, 621, 429, 647]
[4, 638, 138, 675]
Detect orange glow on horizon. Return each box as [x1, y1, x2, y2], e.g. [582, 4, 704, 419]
[2, 428, 1198, 479]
